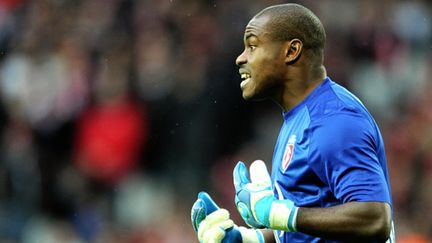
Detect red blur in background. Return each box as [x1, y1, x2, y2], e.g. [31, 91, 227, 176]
[75, 99, 147, 185]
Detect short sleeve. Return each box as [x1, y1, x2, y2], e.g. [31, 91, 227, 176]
[307, 113, 391, 203]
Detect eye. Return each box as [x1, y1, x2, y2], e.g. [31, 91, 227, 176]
[248, 45, 257, 51]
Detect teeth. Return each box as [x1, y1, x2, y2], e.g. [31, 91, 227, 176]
[241, 73, 251, 80]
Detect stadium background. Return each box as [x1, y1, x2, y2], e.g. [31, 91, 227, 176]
[0, 0, 431, 242]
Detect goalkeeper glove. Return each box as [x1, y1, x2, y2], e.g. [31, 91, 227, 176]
[234, 160, 298, 232]
[191, 191, 264, 243]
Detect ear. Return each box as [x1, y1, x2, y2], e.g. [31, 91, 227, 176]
[284, 39, 303, 64]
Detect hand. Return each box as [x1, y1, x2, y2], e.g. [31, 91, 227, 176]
[233, 160, 298, 232]
[191, 191, 264, 243]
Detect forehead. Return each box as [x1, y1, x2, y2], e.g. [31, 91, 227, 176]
[244, 15, 271, 37]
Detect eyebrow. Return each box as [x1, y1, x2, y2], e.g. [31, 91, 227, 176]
[244, 32, 258, 41]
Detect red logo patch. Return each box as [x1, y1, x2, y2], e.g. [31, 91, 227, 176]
[282, 135, 296, 172]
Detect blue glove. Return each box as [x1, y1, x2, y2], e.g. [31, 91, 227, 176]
[191, 192, 223, 233]
[234, 160, 298, 232]
[191, 191, 264, 243]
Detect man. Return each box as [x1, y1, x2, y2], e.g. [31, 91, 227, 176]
[191, 3, 394, 243]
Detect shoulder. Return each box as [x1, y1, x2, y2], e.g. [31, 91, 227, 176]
[305, 79, 377, 131]
[306, 80, 369, 121]
[306, 93, 377, 157]
[302, 78, 378, 149]
[306, 114, 380, 174]
[306, 108, 380, 178]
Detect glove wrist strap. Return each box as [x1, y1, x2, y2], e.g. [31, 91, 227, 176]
[269, 201, 299, 232]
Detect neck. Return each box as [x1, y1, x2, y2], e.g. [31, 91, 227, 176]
[273, 65, 326, 112]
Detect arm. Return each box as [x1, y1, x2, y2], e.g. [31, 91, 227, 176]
[234, 161, 392, 242]
[297, 201, 392, 242]
[261, 229, 276, 243]
[301, 114, 393, 241]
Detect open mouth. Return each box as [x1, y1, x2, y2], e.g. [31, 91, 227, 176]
[240, 73, 251, 88]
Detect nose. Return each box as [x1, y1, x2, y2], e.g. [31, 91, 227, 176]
[236, 50, 247, 66]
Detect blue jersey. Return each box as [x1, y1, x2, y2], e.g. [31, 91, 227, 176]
[271, 77, 394, 243]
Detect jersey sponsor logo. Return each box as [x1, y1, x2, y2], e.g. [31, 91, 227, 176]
[282, 135, 296, 172]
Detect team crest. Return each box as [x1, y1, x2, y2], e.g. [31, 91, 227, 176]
[282, 135, 296, 172]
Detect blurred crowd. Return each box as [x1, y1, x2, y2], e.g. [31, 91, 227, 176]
[0, 0, 430, 242]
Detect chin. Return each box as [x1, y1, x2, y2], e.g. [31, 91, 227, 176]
[242, 90, 266, 101]
[241, 81, 267, 101]
[241, 89, 254, 100]
[242, 94, 253, 101]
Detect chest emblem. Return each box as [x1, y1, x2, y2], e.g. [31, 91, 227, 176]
[282, 135, 296, 172]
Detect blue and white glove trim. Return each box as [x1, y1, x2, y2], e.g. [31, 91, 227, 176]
[234, 160, 298, 232]
[191, 191, 264, 243]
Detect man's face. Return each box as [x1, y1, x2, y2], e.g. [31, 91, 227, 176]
[236, 15, 286, 100]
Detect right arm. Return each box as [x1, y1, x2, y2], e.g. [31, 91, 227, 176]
[296, 201, 391, 242]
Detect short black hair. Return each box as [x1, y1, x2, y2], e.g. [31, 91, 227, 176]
[255, 4, 326, 57]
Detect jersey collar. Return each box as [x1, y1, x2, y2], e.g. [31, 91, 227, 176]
[282, 76, 331, 120]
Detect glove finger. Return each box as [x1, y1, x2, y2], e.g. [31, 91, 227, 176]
[198, 191, 219, 214]
[203, 225, 227, 243]
[198, 209, 230, 240]
[233, 161, 250, 192]
[217, 218, 234, 230]
[191, 198, 205, 232]
[206, 209, 230, 224]
[192, 192, 221, 233]
[201, 219, 234, 243]
[249, 160, 271, 186]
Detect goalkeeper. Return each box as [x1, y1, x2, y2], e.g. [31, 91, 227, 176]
[192, 3, 394, 243]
